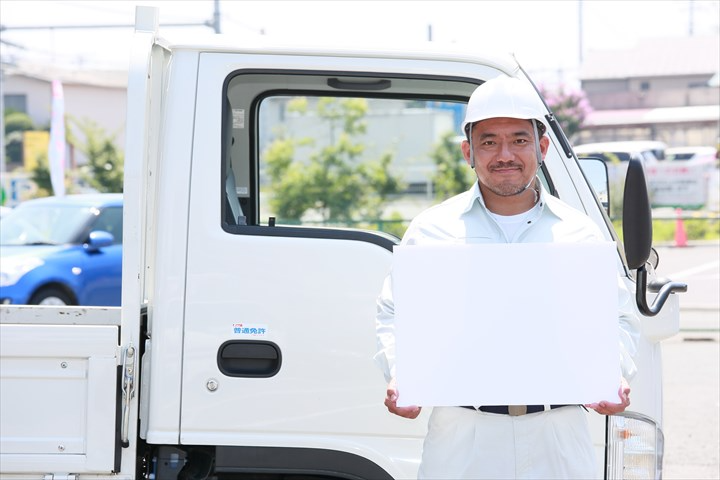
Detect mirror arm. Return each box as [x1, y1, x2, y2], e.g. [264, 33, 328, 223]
[635, 265, 688, 317]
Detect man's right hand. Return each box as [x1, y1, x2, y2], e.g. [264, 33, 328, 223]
[384, 378, 422, 419]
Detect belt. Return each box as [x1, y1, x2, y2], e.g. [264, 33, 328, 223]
[460, 405, 572, 416]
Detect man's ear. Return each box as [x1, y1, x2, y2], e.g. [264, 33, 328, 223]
[461, 140, 472, 167]
[540, 136, 550, 159]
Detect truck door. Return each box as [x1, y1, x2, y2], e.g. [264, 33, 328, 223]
[176, 53, 486, 475]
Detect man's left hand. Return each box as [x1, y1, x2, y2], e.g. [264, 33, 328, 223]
[585, 377, 631, 415]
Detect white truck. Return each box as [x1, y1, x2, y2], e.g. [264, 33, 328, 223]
[0, 7, 687, 479]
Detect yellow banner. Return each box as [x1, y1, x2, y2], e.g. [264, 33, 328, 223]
[23, 130, 50, 171]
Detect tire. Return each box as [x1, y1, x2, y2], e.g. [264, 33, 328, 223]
[29, 287, 75, 306]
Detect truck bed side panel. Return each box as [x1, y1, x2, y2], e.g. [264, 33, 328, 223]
[0, 320, 119, 474]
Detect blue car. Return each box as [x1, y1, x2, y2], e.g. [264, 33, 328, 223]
[0, 194, 123, 306]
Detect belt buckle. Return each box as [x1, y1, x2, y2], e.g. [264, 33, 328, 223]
[507, 405, 528, 416]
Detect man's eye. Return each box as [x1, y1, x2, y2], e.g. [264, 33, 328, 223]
[515, 139, 528, 145]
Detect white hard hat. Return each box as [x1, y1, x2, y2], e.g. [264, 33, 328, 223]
[461, 76, 550, 136]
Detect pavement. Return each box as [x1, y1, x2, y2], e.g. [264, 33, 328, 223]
[662, 328, 719, 480]
[655, 240, 719, 479]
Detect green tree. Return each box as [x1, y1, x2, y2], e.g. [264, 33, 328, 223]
[3, 110, 35, 166]
[4, 110, 35, 135]
[358, 151, 402, 219]
[430, 131, 476, 200]
[31, 153, 53, 197]
[264, 97, 402, 223]
[69, 118, 124, 193]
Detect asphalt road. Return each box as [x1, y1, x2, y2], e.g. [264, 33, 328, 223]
[653, 241, 719, 479]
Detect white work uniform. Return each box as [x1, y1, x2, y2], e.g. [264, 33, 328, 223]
[375, 181, 640, 479]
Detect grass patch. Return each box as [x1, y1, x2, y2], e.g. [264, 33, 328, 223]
[612, 218, 720, 243]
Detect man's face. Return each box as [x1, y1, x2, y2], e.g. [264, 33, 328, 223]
[461, 117, 549, 197]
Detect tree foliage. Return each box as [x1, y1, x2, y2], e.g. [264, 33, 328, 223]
[4, 110, 35, 135]
[430, 131, 476, 200]
[69, 118, 124, 193]
[264, 97, 402, 223]
[3, 110, 36, 165]
[30, 153, 53, 197]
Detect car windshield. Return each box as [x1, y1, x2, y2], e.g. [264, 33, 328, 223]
[579, 151, 632, 162]
[668, 153, 694, 161]
[0, 203, 95, 246]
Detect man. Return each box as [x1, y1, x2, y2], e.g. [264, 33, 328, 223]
[374, 76, 640, 479]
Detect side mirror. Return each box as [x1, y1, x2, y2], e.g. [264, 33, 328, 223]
[622, 159, 686, 316]
[622, 159, 653, 270]
[85, 230, 115, 252]
[578, 158, 609, 213]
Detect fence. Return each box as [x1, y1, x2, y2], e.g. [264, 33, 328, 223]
[282, 209, 720, 245]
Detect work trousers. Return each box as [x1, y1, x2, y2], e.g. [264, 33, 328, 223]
[418, 405, 596, 479]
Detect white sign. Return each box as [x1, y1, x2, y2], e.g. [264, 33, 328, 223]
[645, 162, 711, 208]
[393, 242, 620, 407]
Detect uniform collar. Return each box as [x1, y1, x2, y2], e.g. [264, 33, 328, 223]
[461, 179, 561, 218]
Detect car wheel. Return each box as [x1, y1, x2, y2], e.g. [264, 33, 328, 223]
[29, 287, 75, 306]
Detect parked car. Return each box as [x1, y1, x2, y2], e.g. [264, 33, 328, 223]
[573, 141, 666, 165]
[666, 146, 718, 168]
[574, 141, 666, 187]
[0, 194, 123, 306]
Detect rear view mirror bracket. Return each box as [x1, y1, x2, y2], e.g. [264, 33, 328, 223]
[635, 266, 688, 316]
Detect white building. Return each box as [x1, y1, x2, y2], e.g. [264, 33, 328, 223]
[578, 35, 720, 148]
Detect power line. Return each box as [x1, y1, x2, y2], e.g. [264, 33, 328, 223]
[0, 22, 213, 32]
[1, 0, 223, 33]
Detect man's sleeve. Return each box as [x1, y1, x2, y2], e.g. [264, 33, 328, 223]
[374, 273, 396, 384]
[617, 274, 640, 380]
[582, 217, 640, 381]
[374, 217, 426, 384]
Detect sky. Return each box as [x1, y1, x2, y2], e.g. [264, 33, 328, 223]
[0, 0, 719, 87]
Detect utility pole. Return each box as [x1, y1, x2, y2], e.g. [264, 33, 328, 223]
[578, 0, 584, 65]
[212, 0, 222, 34]
[688, 0, 695, 36]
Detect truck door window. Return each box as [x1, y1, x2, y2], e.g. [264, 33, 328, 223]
[222, 73, 552, 238]
[256, 95, 467, 230]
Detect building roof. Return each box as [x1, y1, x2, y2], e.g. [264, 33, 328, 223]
[3, 62, 127, 88]
[584, 105, 720, 127]
[579, 35, 719, 80]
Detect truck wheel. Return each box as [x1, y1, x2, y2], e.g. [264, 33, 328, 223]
[29, 287, 75, 306]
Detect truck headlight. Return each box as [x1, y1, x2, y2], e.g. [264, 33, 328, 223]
[0, 257, 44, 287]
[606, 412, 664, 480]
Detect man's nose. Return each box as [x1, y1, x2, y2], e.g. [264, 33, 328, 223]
[498, 141, 514, 161]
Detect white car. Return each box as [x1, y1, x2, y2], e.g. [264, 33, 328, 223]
[574, 141, 665, 186]
[666, 146, 718, 167]
[573, 140, 665, 165]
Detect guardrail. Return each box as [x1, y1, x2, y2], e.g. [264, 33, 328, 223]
[279, 209, 720, 245]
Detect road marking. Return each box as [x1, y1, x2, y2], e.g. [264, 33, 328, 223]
[669, 260, 720, 279]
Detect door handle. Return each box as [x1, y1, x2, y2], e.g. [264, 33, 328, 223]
[217, 340, 282, 377]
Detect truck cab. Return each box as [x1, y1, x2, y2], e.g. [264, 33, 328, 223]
[0, 7, 685, 479]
